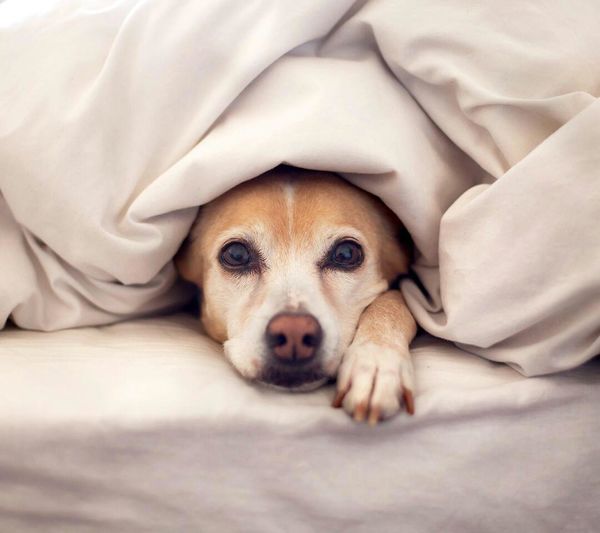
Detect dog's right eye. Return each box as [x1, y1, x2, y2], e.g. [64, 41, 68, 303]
[220, 241, 254, 270]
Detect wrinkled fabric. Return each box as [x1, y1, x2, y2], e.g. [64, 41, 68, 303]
[1, 0, 599, 375]
[0, 315, 599, 532]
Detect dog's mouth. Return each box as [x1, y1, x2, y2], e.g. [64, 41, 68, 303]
[257, 364, 329, 391]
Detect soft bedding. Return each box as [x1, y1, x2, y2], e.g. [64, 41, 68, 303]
[0, 314, 599, 532]
[1, 0, 599, 376]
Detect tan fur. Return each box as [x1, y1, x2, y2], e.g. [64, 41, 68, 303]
[176, 166, 417, 423]
[347, 290, 417, 418]
[177, 169, 408, 284]
[352, 290, 416, 349]
[176, 177, 290, 285]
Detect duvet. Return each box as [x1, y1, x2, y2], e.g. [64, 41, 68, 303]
[0, 0, 599, 375]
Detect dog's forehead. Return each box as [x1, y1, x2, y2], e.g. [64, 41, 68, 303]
[202, 171, 381, 243]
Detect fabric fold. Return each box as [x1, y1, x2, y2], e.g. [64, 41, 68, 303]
[1, 0, 598, 373]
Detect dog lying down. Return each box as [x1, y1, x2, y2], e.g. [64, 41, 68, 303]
[176, 166, 417, 425]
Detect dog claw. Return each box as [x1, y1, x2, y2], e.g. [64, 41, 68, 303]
[336, 341, 415, 423]
[402, 386, 415, 415]
[353, 403, 368, 422]
[332, 390, 346, 408]
[367, 406, 381, 426]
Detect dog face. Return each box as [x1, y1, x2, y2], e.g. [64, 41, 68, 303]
[176, 167, 409, 391]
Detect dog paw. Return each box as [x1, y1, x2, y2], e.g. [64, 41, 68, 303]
[332, 341, 414, 425]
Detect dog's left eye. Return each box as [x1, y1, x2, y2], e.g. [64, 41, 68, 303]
[220, 242, 252, 269]
[325, 240, 364, 270]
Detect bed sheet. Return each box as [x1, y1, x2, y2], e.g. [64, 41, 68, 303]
[0, 314, 598, 532]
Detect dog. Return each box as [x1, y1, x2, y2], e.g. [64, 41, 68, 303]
[175, 166, 416, 425]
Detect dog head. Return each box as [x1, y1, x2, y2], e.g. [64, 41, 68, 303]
[176, 167, 410, 390]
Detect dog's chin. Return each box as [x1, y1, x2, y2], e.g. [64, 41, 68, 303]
[257, 366, 329, 392]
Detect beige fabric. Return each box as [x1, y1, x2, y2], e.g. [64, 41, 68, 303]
[1, 0, 599, 374]
[0, 315, 599, 531]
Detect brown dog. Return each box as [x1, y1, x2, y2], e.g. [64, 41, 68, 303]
[176, 166, 416, 424]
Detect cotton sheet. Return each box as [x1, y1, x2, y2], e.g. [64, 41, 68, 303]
[1, 0, 599, 375]
[0, 315, 599, 532]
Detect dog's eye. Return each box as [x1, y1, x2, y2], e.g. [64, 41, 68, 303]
[326, 240, 364, 270]
[220, 242, 252, 269]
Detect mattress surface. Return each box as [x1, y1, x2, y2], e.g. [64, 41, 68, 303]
[0, 315, 598, 532]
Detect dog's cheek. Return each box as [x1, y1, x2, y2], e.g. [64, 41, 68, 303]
[322, 268, 388, 353]
[219, 283, 276, 378]
[200, 296, 228, 344]
[323, 270, 379, 317]
[203, 269, 265, 345]
[317, 276, 361, 356]
[199, 270, 236, 344]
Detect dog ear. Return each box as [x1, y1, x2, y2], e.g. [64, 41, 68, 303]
[380, 223, 413, 286]
[174, 231, 203, 287]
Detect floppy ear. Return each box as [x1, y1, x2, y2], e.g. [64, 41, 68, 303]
[174, 221, 204, 287]
[380, 221, 413, 286]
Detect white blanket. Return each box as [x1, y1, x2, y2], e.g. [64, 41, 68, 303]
[1, 0, 599, 375]
[1, 315, 599, 532]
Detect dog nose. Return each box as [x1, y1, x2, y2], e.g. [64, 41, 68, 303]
[266, 313, 322, 363]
